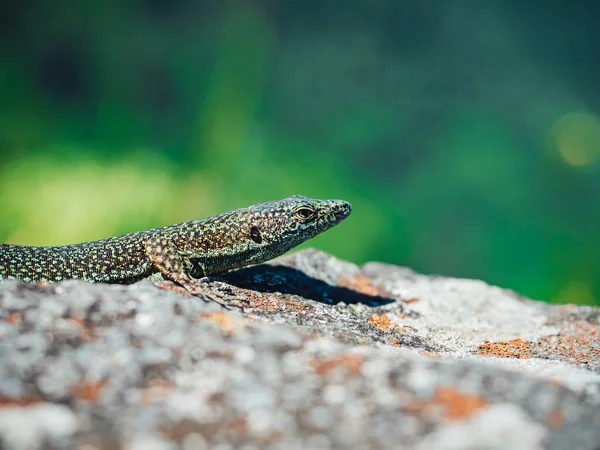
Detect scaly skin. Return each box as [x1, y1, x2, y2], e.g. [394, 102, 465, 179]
[0, 196, 352, 307]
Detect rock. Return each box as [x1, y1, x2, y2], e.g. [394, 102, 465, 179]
[0, 249, 598, 450]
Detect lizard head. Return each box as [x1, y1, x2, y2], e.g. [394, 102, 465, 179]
[248, 195, 352, 255]
[183, 196, 351, 275]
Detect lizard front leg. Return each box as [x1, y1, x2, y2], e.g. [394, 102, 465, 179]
[144, 236, 243, 309]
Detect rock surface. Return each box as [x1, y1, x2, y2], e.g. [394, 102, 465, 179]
[0, 249, 599, 450]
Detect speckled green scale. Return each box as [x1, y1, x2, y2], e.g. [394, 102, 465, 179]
[0, 196, 351, 306]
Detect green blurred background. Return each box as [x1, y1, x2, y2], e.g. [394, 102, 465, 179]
[1, 1, 600, 305]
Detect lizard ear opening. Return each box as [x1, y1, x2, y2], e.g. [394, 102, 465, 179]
[250, 226, 263, 244]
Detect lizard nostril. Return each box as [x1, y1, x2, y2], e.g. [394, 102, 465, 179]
[333, 201, 352, 220]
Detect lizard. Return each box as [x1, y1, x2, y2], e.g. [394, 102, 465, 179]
[0, 196, 352, 308]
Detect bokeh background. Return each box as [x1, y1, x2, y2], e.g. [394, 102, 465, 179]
[1, 1, 600, 305]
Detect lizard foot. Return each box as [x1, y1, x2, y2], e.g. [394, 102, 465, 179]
[154, 282, 191, 297]
[185, 279, 246, 310]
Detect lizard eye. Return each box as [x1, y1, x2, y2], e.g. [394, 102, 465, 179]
[250, 226, 263, 244]
[294, 207, 316, 222]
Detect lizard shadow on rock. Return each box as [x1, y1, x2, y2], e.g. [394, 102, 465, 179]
[216, 264, 395, 307]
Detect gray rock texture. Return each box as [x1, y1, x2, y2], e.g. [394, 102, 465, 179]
[0, 249, 599, 450]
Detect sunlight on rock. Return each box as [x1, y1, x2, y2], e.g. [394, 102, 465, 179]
[551, 111, 600, 167]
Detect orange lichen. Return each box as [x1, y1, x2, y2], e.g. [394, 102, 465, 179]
[389, 339, 402, 347]
[0, 395, 41, 407]
[68, 317, 97, 341]
[69, 317, 85, 326]
[197, 312, 238, 334]
[246, 292, 280, 312]
[547, 409, 565, 429]
[4, 313, 22, 324]
[246, 291, 312, 313]
[368, 315, 396, 331]
[280, 299, 311, 313]
[141, 380, 174, 405]
[309, 354, 365, 376]
[403, 298, 419, 304]
[539, 321, 600, 365]
[477, 338, 531, 359]
[72, 381, 105, 403]
[337, 274, 384, 296]
[405, 387, 488, 421]
[434, 387, 488, 420]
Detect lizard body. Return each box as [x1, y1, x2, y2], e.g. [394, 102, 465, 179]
[0, 196, 351, 307]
